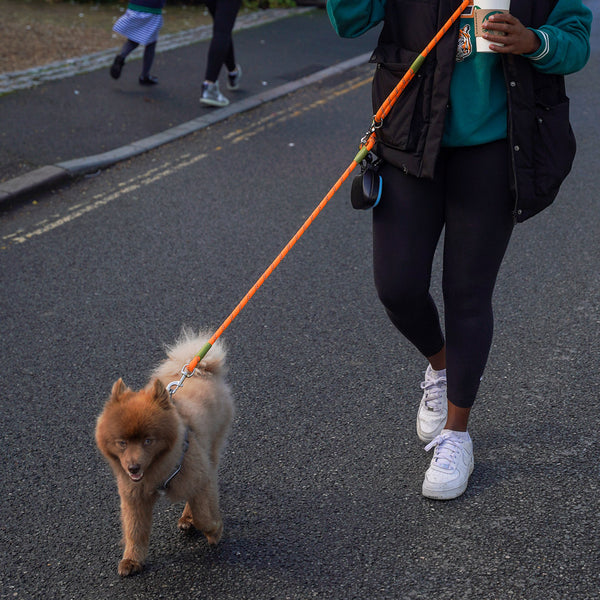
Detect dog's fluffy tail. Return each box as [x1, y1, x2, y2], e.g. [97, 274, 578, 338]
[154, 328, 227, 379]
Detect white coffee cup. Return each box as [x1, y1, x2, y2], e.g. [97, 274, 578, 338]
[474, 0, 511, 53]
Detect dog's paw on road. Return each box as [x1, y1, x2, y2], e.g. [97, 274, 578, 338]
[177, 515, 194, 532]
[118, 558, 144, 577]
[204, 520, 224, 546]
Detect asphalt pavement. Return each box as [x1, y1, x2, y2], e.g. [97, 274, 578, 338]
[1, 4, 599, 599]
[0, 7, 379, 204]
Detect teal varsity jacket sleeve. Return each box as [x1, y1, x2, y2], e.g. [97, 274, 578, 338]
[524, 0, 592, 74]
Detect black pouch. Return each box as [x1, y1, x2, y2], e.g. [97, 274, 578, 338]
[351, 153, 383, 210]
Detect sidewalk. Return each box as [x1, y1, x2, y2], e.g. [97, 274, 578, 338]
[0, 8, 379, 205]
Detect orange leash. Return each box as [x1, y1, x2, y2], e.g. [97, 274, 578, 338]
[374, 0, 469, 125]
[168, 0, 470, 395]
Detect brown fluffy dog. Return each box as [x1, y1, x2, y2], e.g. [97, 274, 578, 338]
[95, 331, 234, 576]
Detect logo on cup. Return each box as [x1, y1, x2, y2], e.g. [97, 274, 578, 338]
[480, 10, 507, 35]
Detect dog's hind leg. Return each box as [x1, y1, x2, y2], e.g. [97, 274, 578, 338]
[187, 478, 223, 545]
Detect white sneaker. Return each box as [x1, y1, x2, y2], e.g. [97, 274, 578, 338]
[200, 81, 230, 107]
[422, 430, 474, 500]
[416, 365, 448, 442]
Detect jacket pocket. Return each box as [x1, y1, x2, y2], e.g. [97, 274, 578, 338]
[533, 98, 576, 199]
[372, 51, 433, 153]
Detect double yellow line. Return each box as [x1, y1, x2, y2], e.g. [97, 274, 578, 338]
[2, 71, 372, 249]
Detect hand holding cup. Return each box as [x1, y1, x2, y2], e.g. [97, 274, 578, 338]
[483, 12, 541, 55]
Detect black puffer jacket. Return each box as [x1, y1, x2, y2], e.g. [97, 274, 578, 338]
[371, 0, 574, 222]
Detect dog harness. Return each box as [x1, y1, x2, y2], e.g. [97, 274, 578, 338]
[158, 427, 190, 493]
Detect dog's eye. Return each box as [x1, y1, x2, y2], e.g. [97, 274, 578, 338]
[144, 438, 154, 446]
[116, 440, 127, 450]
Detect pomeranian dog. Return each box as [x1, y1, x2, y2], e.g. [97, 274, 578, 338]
[95, 331, 234, 576]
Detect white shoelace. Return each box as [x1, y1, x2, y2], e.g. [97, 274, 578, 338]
[424, 432, 463, 470]
[420, 374, 447, 412]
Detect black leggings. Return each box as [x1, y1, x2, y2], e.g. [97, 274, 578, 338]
[204, 0, 241, 82]
[372, 140, 514, 408]
[119, 39, 156, 78]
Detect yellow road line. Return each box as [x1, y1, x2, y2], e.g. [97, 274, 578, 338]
[2, 74, 371, 248]
[5, 154, 208, 245]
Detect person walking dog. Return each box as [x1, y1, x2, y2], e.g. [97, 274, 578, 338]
[110, 0, 166, 85]
[328, 0, 592, 500]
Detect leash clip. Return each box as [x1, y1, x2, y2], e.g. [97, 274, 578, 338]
[360, 117, 382, 147]
[166, 365, 194, 398]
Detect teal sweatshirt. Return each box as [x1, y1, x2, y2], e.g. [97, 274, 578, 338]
[442, 0, 592, 147]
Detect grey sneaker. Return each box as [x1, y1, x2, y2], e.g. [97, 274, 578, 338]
[416, 365, 448, 442]
[422, 430, 474, 500]
[200, 81, 230, 107]
[227, 64, 242, 90]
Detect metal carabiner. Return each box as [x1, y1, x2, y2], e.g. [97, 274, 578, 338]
[166, 365, 193, 398]
[360, 117, 383, 147]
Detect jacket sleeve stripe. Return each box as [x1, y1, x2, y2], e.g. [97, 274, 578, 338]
[528, 29, 551, 62]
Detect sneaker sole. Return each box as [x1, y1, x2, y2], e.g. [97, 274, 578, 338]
[422, 463, 474, 500]
[199, 97, 230, 107]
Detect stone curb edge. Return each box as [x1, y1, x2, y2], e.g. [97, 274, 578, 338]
[0, 8, 314, 95]
[0, 52, 372, 207]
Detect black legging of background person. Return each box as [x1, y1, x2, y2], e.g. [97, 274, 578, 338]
[119, 39, 156, 78]
[372, 139, 515, 409]
[204, 0, 242, 82]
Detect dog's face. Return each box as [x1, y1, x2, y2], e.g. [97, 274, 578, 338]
[96, 378, 179, 483]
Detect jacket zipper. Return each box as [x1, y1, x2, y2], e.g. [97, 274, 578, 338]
[502, 56, 521, 223]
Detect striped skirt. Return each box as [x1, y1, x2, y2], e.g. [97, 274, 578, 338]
[113, 9, 163, 46]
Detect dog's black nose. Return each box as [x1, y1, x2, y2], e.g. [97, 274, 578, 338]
[128, 464, 141, 474]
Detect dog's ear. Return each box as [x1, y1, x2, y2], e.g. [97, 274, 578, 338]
[110, 378, 127, 401]
[151, 378, 172, 410]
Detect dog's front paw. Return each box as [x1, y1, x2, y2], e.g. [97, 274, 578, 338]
[204, 520, 223, 546]
[118, 558, 144, 577]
